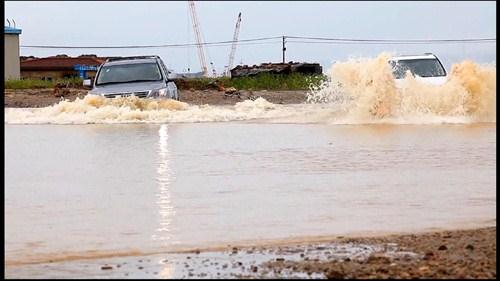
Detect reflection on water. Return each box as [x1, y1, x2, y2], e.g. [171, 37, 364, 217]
[159, 263, 174, 279]
[153, 125, 175, 245]
[4, 123, 496, 268]
[156, 124, 175, 278]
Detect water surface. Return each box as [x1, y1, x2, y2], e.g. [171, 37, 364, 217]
[5, 123, 496, 266]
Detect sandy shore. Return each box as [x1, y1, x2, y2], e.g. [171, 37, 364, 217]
[4, 88, 309, 108]
[6, 226, 496, 279]
[258, 226, 497, 279]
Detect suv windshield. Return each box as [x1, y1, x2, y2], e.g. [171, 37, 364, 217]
[96, 63, 162, 85]
[390, 59, 446, 79]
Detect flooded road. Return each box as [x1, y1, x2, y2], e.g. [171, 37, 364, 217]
[5, 56, 496, 276]
[5, 122, 496, 268]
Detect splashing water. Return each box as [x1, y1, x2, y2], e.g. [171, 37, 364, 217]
[307, 53, 496, 123]
[5, 95, 291, 124]
[5, 54, 496, 125]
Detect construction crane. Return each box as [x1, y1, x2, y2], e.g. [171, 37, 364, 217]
[224, 12, 242, 77]
[188, 0, 209, 77]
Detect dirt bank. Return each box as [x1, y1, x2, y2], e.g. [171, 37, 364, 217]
[258, 226, 496, 279]
[6, 227, 496, 279]
[4, 88, 308, 108]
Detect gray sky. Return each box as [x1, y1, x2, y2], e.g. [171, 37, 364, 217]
[5, 1, 496, 73]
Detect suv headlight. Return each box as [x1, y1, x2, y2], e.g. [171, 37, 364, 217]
[151, 88, 168, 97]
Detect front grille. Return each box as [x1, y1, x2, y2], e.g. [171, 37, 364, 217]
[103, 91, 150, 98]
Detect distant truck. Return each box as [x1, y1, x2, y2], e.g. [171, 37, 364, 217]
[389, 53, 447, 87]
[85, 56, 179, 100]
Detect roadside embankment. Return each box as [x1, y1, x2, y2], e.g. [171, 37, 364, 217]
[4, 88, 309, 108]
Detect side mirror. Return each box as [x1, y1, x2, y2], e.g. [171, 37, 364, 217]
[83, 79, 92, 87]
[166, 81, 179, 100]
[167, 71, 177, 81]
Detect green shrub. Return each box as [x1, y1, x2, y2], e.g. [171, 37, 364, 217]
[230, 73, 327, 90]
[5, 74, 327, 91]
[5, 77, 84, 89]
[175, 73, 327, 91]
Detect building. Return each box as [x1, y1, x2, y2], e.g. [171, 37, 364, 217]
[20, 55, 106, 80]
[4, 26, 22, 80]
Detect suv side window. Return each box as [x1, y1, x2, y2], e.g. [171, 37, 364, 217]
[158, 59, 170, 80]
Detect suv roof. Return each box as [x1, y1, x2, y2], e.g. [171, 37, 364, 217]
[104, 56, 160, 66]
[104, 58, 158, 66]
[390, 53, 439, 61]
[105, 55, 160, 62]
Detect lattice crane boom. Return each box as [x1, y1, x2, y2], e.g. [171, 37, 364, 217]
[188, 1, 209, 76]
[225, 12, 242, 77]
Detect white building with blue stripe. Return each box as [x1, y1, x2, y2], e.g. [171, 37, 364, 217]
[4, 25, 22, 80]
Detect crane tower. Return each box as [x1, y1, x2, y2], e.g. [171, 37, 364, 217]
[225, 12, 242, 77]
[188, 1, 209, 76]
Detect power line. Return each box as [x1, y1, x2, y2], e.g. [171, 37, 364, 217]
[286, 35, 496, 44]
[20, 41, 282, 51]
[20, 35, 496, 49]
[20, 36, 283, 49]
[171, 41, 282, 48]
[287, 40, 497, 45]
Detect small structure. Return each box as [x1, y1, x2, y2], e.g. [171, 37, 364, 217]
[20, 55, 105, 80]
[73, 64, 98, 79]
[4, 25, 22, 80]
[230, 62, 322, 78]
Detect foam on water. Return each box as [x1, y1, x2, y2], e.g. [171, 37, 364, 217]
[5, 54, 496, 125]
[5, 96, 291, 124]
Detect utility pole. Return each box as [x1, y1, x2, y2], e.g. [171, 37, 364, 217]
[282, 36, 286, 63]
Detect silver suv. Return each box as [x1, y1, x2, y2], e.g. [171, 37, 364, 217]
[85, 56, 179, 100]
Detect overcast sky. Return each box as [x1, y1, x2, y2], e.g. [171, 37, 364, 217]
[5, 1, 496, 73]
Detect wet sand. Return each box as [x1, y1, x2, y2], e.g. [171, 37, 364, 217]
[6, 226, 496, 279]
[4, 88, 308, 108]
[259, 226, 497, 279]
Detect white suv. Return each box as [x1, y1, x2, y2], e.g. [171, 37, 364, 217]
[389, 53, 447, 87]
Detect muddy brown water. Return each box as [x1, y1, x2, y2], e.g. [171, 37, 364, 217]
[5, 122, 496, 272]
[5, 56, 496, 278]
